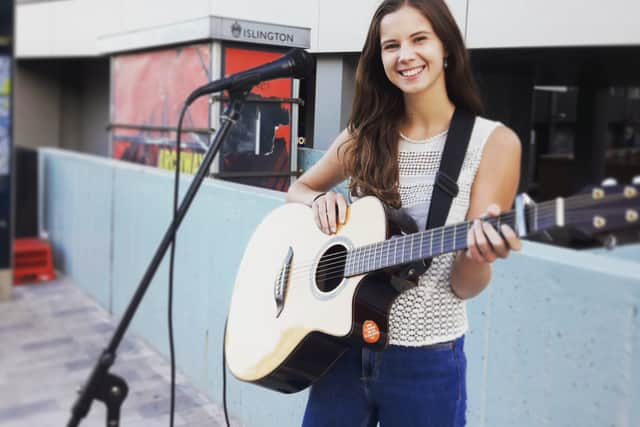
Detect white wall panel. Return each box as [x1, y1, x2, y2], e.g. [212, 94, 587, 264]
[52, 0, 100, 56]
[116, 0, 209, 35]
[17, 0, 114, 57]
[315, 0, 468, 53]
[16, 3, 56, 57]
[467, 0, 640, 48]
[210, 0, 314, 29]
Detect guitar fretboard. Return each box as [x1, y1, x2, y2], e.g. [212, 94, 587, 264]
[343, 200, 557, 277]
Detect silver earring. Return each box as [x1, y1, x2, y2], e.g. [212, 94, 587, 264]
[444, 58, 448, 69]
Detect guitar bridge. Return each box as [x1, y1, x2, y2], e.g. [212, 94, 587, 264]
[274, 247, 293, 318]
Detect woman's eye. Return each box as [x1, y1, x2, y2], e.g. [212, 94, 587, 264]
[414, 36, 428, 43]
[383, 43, 399, 50]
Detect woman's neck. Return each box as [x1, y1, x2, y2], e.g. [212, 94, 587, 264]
[401, 84, 455, 139]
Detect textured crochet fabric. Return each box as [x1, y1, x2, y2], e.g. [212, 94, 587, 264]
[388, 116, 501, 346]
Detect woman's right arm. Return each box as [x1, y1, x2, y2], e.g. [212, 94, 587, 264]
[286, 129, 351, 234]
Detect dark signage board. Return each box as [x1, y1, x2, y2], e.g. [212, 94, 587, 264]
[0, 0, 13, 270]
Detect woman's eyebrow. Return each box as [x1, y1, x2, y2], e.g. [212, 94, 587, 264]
[381, 30, 432, 44]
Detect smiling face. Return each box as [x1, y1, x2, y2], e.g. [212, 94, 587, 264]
[379, 5, 447, 97]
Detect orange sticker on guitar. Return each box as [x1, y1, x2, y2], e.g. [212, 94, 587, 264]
[362, 320, 380, 344]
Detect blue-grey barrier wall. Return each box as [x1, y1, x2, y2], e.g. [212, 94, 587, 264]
[40, 148, 640, 427]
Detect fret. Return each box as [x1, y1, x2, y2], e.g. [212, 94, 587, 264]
[362, 246, 366, 273]
[440, 228, 444, 255]
[419, 231, 424, 259]
[371, 243, 378, 270]
[432, 229, 439, 256]
[362, 246, 367, 274]
[373, 243, 379, 271]
[393, 237, 398, 266]
[452, 225, 456, 253]
[401, 235, 405, 264]
[349, 249, 354, 275]
[410, 234, 415, 262]
[534, 204, 538, 232]
[352, 249, 358, 276]
[429, 230, 433, 257]
[371, 244, 375, 271]
[385, 239, 390, 268]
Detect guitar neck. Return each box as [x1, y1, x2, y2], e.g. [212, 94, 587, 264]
[344, 198, 563, 277]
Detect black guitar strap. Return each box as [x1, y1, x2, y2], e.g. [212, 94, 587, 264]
[425, 108, 476, 231]
[389, 109, 476, 289]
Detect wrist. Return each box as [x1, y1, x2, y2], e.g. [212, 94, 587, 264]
[310, 192, 327, 206]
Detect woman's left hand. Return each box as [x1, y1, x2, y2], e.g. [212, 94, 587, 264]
[466, 203, 522, 263]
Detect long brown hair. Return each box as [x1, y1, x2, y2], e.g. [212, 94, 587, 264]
[341, 0, 483, 208]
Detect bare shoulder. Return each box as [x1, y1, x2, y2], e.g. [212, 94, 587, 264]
[331, 128, 354, 151]
[468, 124, 522, 215]
[485, 125, 521, 158]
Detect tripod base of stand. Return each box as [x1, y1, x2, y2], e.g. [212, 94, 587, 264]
[94, 373, 128, 427]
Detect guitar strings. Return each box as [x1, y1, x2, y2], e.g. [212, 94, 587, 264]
[275, 189, 639, 283]
[284, 211, 517, 278]
[286, 199, 636, 280]
[288, 207, 635, 284]
[283, 205, 636, 283]
[304, 190, 637, 272]
[285, 197, 622, 279]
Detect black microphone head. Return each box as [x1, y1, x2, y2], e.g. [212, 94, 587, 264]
[285, 49, 315, 80]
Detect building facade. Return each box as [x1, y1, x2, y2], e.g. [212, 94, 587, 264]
[14, 0, 640, 197]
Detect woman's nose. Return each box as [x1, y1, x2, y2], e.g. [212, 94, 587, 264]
[398, 44, 416, 62]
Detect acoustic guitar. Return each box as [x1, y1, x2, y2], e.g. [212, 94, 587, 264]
[225, 183, 640, 393]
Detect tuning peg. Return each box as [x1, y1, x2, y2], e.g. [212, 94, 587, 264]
[601, 177, 618, 187]
[633, 175, 640, 185]
[602, 234, 617, 251]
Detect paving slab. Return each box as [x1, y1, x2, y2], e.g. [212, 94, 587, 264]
[0, 277, 235, 427]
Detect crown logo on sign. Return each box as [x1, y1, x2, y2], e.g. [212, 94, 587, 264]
[231, 22, 242, 38]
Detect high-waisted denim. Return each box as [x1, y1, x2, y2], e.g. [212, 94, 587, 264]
[302, 336, 466, 427]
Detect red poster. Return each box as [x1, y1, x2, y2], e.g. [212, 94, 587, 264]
[220, 46, 293, 191]
[111, 44, 211, 173]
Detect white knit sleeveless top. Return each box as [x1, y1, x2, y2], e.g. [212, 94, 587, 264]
[388, 116, 501, 346]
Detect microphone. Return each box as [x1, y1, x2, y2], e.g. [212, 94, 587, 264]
[186, 48, 314, 105]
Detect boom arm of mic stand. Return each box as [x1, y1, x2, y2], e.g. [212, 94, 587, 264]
[67, 91, 248, 427]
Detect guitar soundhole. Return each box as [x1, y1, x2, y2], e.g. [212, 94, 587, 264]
[315, 244, 347, 293]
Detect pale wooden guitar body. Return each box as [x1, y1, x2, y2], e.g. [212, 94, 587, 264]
[225, 196, 399, 393]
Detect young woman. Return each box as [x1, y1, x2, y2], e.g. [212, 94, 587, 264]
[287, 0, 521, 425]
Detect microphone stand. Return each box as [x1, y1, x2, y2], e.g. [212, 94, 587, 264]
[67, 90, 248, 427]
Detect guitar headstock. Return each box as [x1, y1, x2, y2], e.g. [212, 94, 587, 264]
[564, 181, 640, 245]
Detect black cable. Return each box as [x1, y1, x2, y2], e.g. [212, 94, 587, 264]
[223, 321, 231, 427]
[169, 101, 232, 427]
[167, 102, 189, 427]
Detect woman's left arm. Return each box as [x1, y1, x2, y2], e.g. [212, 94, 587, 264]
[450, 125, 522, 300]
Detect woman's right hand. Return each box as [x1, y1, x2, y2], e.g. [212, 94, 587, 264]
[311, 191, 348, 235]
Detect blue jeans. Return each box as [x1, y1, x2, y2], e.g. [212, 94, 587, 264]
[302, 336, 466, 427]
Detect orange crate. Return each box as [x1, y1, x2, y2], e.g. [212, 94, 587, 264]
[13, 238, 56, 285]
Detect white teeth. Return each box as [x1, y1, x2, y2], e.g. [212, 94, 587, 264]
[400, 66, 424, 77]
